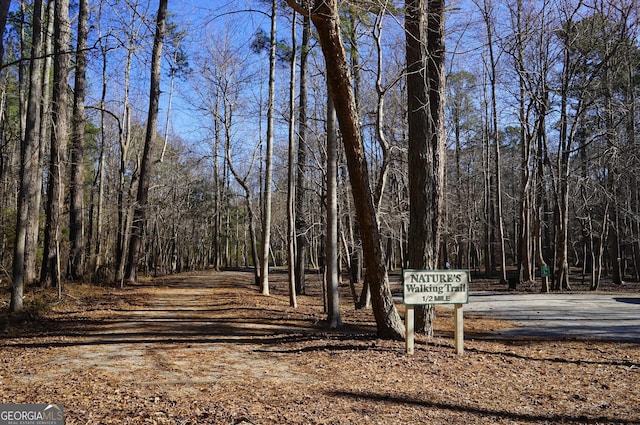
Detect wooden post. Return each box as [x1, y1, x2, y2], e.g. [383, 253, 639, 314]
[406, 305, 415, 355]
[454, 303, 464, 355]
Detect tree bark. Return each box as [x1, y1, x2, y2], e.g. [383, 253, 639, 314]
[477, 0, 508, 284]
[295, 13, 311, 296]
[372, 9, 391, 214]
[125, 0, 167, 283]
[288, 0, 404, 339]
[12, 0, 43, 311]
[287, 0, 404, 339]
[326, 90, 341, 329]
[40, 0, 71, 289]
[90, 5, 110, 276]
[260, 0, 277, 296]
[511, 0, 534, 286]
[287, 11, 298, 308]
[405, 0, 446, 336]
[25, 0, 53, 284]
[69, 0, 89, 281]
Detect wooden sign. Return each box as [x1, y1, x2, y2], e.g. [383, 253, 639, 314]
[402, 269, 470, 355]
[402, 269, 470, 305]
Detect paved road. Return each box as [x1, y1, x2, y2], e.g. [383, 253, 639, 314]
[464, 292, 640, 342]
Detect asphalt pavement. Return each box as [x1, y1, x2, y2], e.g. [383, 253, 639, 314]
[464, 292, 640, 342]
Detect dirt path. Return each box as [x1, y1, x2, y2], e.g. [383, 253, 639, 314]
[10, 272, 322, 385]
[2, 272, 328, 423]
[2, 270, 640, 424]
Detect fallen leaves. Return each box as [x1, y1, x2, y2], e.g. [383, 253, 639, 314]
[1, 270, 639, 424]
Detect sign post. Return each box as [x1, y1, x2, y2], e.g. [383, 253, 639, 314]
[454, 303, 464, 354]
[402, 269, 470, 355]
[405, 305, 415, 355]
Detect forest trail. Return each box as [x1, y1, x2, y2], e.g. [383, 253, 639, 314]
[8, 271, 327, 389]
[2, 271, 344, 423]
[2, 270, 640, 424]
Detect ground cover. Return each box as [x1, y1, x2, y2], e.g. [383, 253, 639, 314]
[1, 270, 639, 424]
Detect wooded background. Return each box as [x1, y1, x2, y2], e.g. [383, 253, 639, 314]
[1, 0, 639, 325]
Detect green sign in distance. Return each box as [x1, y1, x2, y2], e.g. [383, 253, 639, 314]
[540, 265, 550, 277]
[402, 269, 470, 305]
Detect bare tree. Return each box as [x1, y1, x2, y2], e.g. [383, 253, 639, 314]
[68, 0, 89, 281]
[159, 23, 189, 163]
[286, 0, 404, 339]
[405, 0, 447, 335]
[325, 88, 341, 328]
[259, 0, 277, 296]
[371, 6, 392, 214]
[26, 0, 54, 284]
[40, 0, 71, 288]
[508, 0, 534, 286]
[295, 13, 311, 295]
[287, 11, 298, 308]
[125, 0, 168, 283]
[226, 143, 262, 285]
[87, 0, 112, 277]
[504, 0, 554, 289]
[12, 0, 44, 311]
[475, 0, 508, 284]
[114, 0, 149, 284]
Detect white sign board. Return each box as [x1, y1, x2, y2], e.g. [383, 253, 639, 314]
[402, 269, 470, 305]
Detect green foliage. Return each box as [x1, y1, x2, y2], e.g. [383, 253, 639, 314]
[165, 14, 192, 79]
[559, 12, 640, 98]
[250, 28, 294, 64]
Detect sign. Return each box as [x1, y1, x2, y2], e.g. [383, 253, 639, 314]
[402, 269, 470, 355]
[402, 269, 470, 305]
[540, 265, 550, 277]
[1, 404, 64, 425]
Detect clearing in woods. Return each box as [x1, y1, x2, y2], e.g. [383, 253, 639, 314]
[1, 270, 639, 424]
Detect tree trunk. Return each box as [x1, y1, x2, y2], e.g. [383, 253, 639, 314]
[604, 60, 624, 286]
[405, 0, 446, 336]
[512, 0, 534, 286]
[26, 0, 53, 284]
[125, 0, 167, 283]
[297, 0, 404, 339]
[372, 9, 391, 214]
[90, 10, 110, 276]
[17, 0, 27, 145]
[478, 0, 508, 284]
[260, 0, 277, 296]
[326, 90, 341, 329]
[12, 0, 43, 311]
[295, 13, 311, 296]
[555, 29, 574, 291]
[40, 0, 71, 289]
[68, 0, 89, 281]
[115, 3, 145, 284]
[225, 121, 261, 286]
[287, 11, 298, 308]
[627, 61, 640, 281]
[534, 91, 551, 292]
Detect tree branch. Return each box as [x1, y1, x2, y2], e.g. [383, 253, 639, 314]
[283, 0, 312, 17]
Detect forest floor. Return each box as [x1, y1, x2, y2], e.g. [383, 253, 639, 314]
[1, 269, 639, 424]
